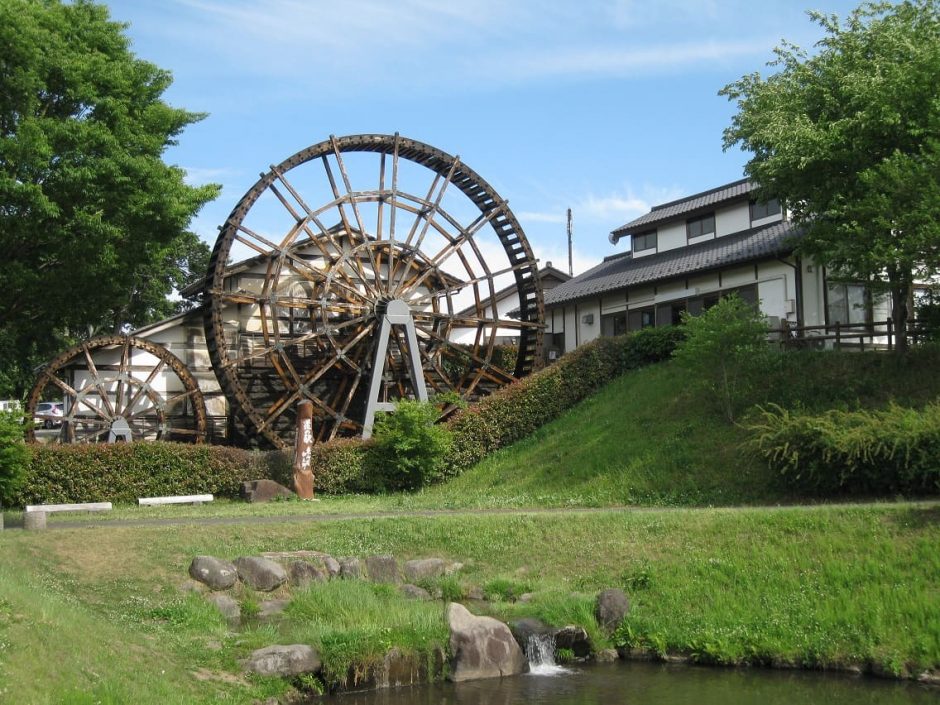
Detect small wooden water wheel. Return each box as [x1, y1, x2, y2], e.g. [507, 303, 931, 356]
[204, 133, 544, 449]
[25, 335, 207, 444]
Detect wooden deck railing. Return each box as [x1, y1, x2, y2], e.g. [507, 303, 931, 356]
[768, 319, 931, 351]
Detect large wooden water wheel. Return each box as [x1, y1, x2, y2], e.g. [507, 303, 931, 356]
[25, 335, 207, 444]
[204, 133, 543, 449]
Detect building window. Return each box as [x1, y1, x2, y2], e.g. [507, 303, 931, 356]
[632, 230, 657, 253]
[601, 313, 627, 337]
[628, 307, 655, 331]
[750, 198, 781, 221]
[686, 213, 715, 239]
[827, 283, 868, 326]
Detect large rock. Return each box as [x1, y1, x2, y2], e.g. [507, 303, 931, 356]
[261, 550, 341, 577]
[189, 556, 237, 590]
[446, 602, 527, 682]
[595, 588, 630, 631]
[555, 625, 591, 658]
[403, 558, 446, 582]
[206, 593, 241, 627]
[290, 561, 329, 588]
[242, 645, 321, 677]
[339, 557, 361, 579]
[508, 618, 552, 651]
[241, 479, 295, 503]
[320, 554, 341, 577]
[235, 556, 288, 592]
[400, 584, 431, 601]
[365, 555, 398, 583]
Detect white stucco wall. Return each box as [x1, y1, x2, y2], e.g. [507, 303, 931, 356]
[716, 202, 751, 237]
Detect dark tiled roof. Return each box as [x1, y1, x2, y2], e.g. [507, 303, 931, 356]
[545, 220, 800, 306]
[612, 179, 753, 236]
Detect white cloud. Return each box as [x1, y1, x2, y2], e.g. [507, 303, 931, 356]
[158, 0, 775, 89]
[569, 184, 685, 225]
[489, 38, 773, 82]
[182, 166, 239, 185]
[607, 0, 723, 29]
[518, 210, 568, 224]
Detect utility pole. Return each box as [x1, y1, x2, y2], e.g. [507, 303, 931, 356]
[566, 208, 573, 276]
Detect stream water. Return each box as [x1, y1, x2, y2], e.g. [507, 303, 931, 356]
[333, 661, 938, 704]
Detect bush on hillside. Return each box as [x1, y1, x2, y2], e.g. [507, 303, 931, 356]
[371, 399, 453, 491]
[0, 410, 29, 504]
[748, 403, 940, 494]
[673, 295, 771, 423]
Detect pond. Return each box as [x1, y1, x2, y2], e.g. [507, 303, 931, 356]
[333, 662, 937, 705]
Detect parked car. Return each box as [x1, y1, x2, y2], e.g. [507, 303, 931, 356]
[35, 401, 64, 429]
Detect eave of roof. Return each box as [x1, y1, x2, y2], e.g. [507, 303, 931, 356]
[612, 178, 753, 236]
[545, 220, 800, 307]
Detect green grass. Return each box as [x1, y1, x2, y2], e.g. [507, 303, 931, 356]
[418, 362, 781, 508]
[3, 349, 940, 700]
[0, 503, 938, 702]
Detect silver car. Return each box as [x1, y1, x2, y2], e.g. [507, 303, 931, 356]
[35, 401, 64, 429]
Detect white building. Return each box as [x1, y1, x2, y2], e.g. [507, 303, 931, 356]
[543, 179, 892, 357]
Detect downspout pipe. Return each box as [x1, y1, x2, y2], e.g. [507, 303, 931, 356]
[776, 255, 804, 328]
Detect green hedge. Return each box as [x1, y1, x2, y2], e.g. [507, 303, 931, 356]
[9, 440, 362, 506]
[11, 328, 683, 506]
[748, 403, 940, 494]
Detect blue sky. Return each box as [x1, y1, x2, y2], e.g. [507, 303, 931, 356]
[107, 0, 860, 274]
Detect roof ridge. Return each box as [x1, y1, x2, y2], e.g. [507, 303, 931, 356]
[650, 178, 750, 212]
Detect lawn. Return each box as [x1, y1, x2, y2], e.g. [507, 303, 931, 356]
[0, 503, 937, 703]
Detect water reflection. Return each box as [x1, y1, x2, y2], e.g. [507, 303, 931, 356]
[336, 662, 937, 705]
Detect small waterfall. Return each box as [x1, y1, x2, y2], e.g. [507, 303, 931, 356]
[525, 633, 570, 676]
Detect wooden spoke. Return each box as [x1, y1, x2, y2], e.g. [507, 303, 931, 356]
[122, 359, 166, 416]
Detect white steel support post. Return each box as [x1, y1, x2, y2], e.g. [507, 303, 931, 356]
[362, 299, 428, 439]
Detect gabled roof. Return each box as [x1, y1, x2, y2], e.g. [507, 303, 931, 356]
[456, 264, 572, 319]
[612, 179, 753, 237]
[545, 220, 800, 306]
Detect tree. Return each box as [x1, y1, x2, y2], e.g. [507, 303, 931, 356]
[673, 295, 770, 423]
[0, 0, 218, 396]
[721, 0, 940, 351]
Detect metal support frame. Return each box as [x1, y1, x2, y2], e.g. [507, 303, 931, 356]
[362, 299, 428, 439]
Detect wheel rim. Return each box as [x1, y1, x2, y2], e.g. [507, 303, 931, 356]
[25, 335, 208, 444]
[204, 134, 544, 449]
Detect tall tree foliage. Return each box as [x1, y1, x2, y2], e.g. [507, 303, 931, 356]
[0, 0, 218, 396]
[721, 0, 940, 350]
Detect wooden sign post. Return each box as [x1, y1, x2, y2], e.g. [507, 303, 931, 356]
[293, 400, 315, 500]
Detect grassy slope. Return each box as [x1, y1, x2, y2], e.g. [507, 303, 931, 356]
[0, 504, 938, 702]
[419, 361, 781, 508]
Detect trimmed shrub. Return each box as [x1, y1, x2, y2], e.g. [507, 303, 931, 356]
[0, 410, 29, 504]
[9, 441, 360, 507]
[370, 400, 453, 490]
[748, 403, 940, 494]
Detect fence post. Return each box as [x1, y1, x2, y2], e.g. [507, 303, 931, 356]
[835, 321, 841, 349]
[887, 317, 893, 352]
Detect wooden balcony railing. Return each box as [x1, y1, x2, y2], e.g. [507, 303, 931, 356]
[769, 319, 931, 351]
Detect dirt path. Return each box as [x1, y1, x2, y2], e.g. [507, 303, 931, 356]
[12, 499, 938, 531]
